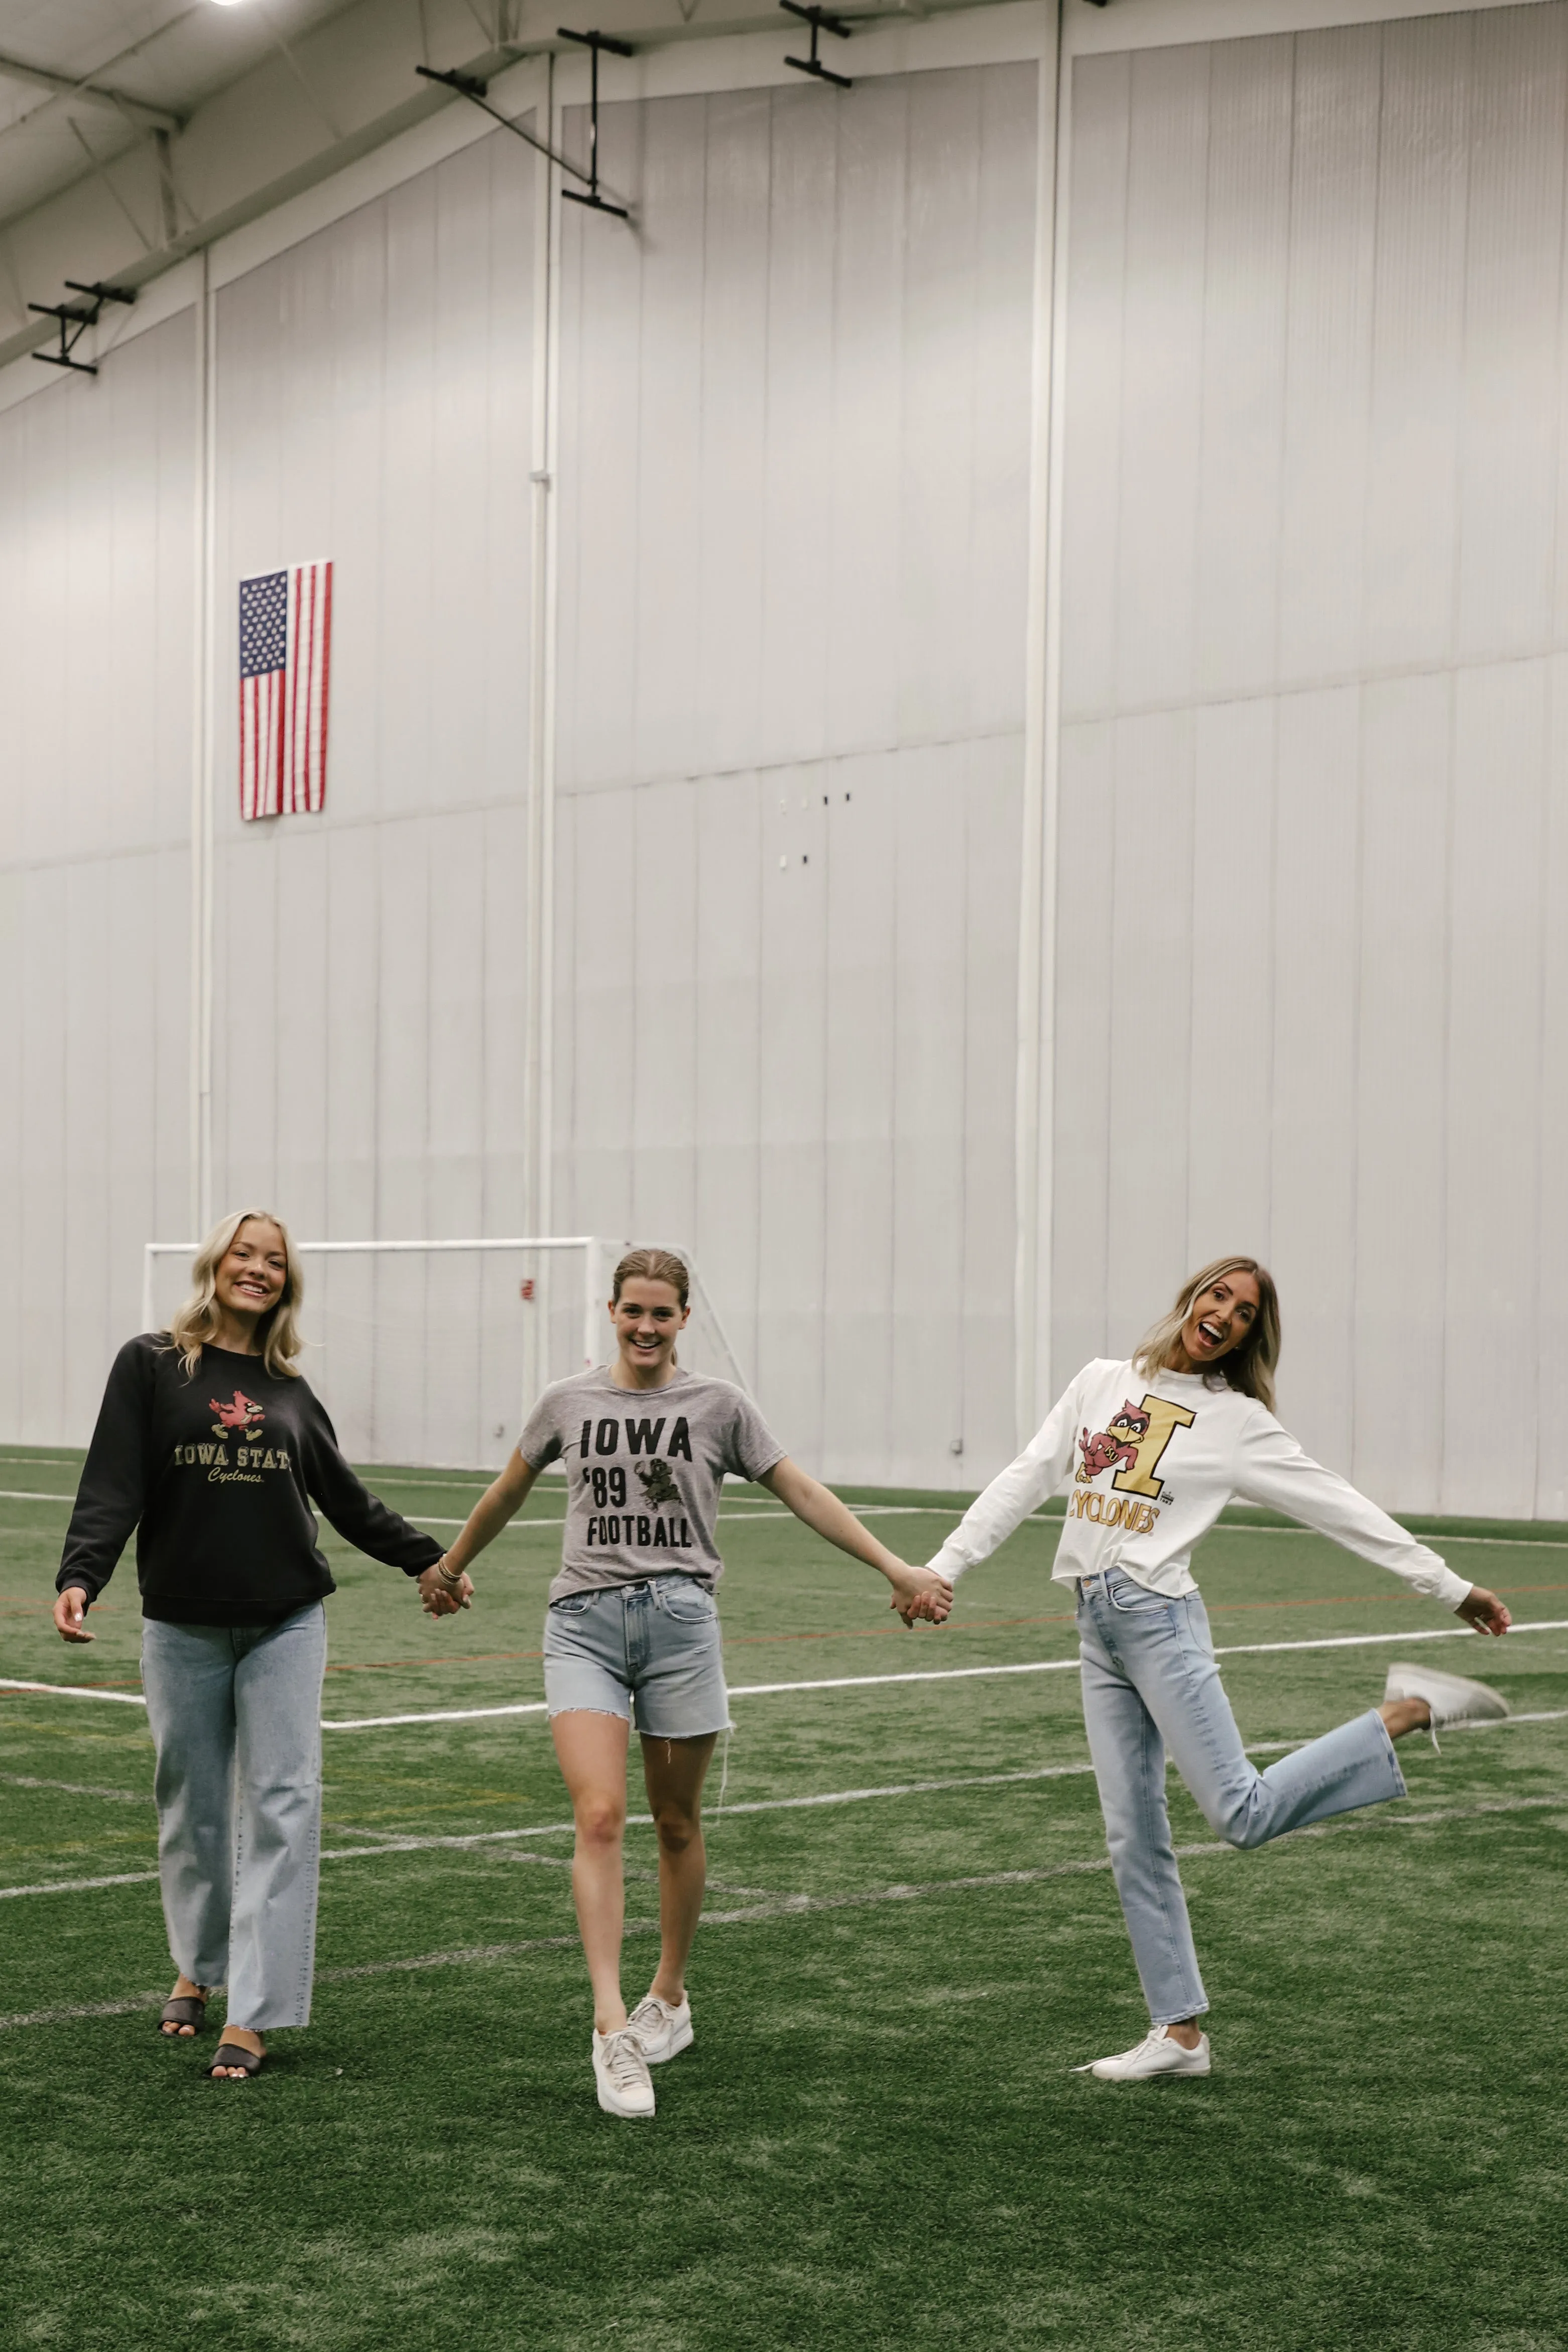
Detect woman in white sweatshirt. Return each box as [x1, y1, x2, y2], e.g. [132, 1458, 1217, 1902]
[922, 1255, 1511, 2081]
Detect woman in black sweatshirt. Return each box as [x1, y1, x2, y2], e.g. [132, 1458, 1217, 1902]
[53, 1208, 471, 2077]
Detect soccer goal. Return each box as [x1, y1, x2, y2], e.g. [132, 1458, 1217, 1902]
[140, 1235, 750, 1472]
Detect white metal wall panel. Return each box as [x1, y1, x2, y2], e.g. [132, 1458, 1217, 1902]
[1278, 28, 1382, 693]
[211, 125, 535, 1266]
[1442, 663, 1547, 1517]
[0, 314, 194, 1442]
[552, 67, 1038, 1484]
[1103, 710, 1195, 1350]
[1454, 7, 1565, 667]
[1115, 48, 1210, 718]
[1269, 688, 1360, 1477]
[1363, 15, 1470, 678]
[1194, 38, 1293, 705]
[1536, 654, 1568, 1520]
[1352, 675, 1451, 1506]
[1055, 6, 1568, 1514]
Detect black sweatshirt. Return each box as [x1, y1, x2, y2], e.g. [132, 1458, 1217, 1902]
[56, 1334, 444, 1626]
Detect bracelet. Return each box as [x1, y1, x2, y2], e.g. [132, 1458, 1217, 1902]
[434, 1558, 463, 1587]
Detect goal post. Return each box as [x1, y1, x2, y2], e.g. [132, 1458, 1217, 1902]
[140, 1234, 751, 1472]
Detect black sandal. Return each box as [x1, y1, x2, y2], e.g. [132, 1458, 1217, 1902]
[158, 1995, 207, 2037]
[205, 2042, 265, 2078]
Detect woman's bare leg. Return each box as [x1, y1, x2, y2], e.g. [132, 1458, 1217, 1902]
[639, 1732, 717, 2008]
[551, 1710, 632, 2033]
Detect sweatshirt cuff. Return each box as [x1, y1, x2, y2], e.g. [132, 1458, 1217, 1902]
[1430, 1565, 1473, 1613]
[927, 1544, 968, 1582]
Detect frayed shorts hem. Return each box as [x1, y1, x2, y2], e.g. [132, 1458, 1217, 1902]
[542, 1578, 731, 1741]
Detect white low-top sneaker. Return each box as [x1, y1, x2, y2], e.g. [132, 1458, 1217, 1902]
[627, 1992, 693, 2064]
[593, 2027, 656, 2118]
[1383, 1662, 1509, 1749]
[1079, 2024, 1212, 2082]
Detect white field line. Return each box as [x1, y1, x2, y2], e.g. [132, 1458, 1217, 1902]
[1, 1790, 1560, 2033]
[9, 1476, 1568, 1549]
[0, 1679, 148, 1706]
[4, 1713, 1565, 1904]
[316, 1618, 1568, 1729]
[6, 1618, 1568, 1729]
[0, 1772, 145, 1803]
[17, 1704, 1568, 1846]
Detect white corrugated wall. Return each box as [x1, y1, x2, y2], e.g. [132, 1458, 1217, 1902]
[550, 67, 1038, 1486]
[1049, 7, 1568, 1517]
[5, 3, 1568, 1511]
[0, 314, 194, 1444]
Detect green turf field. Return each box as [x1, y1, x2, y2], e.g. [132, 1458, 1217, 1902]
[2, 1448, 1565, 2351]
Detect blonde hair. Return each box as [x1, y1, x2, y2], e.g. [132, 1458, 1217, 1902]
[611, 1247, 690, 1307]
[165, 1209, 306, 1379]
[1133, 1255, 1281, 1413]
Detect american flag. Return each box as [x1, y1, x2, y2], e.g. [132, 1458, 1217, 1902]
[238, 560, 332, 820]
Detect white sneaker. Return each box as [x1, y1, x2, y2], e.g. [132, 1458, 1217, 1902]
[1383, 1662, 1509, 1749]
[592, 2027, 656, 2118]
[626, 1992, 693, 2065]
[1079, 2024, 1212, 2082]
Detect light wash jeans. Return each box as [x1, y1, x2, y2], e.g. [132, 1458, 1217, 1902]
[1076, 1569, 1406, 2025]
[140, 1603, 327, 2032]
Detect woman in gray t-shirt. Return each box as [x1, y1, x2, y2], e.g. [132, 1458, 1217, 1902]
[438, 1246, 951, 2120]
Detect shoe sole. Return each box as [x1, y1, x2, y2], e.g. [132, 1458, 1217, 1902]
[1090, 2059, 1212, 2081]
[642, 2020, 694, 2065]
[1090, 2067, 1212, 2081]
[595, 2081, 656, 2118]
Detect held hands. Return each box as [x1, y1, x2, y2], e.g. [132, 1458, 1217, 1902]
[886, 1562, 953, 1627]
[418, 1559, 474, 1618]
[1457, 1585, 1510, 1638]
[53, 1587, 94, 1643]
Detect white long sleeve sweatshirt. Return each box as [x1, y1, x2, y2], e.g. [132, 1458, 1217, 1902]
[928, 1359, 1471, 1611]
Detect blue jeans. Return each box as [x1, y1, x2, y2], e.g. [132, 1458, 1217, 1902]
[140, 1604, 327, 2032]
[1076, 1570, 1406, 2025]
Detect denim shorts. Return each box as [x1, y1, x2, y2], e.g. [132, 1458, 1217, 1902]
[542, 1576, 731, 1739]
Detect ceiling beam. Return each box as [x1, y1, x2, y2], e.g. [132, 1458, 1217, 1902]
[0, 50, 185, 136]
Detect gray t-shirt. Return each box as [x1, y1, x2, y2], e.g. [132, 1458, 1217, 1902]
[520, 1366, 786, 1602]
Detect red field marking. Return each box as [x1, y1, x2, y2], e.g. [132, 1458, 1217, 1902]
[323, 1650, 548, 1675]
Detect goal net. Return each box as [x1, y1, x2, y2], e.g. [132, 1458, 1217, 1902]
[140, 1236, 750, 1473]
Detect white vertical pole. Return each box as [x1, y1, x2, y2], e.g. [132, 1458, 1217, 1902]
[582, 1236, 598, 1370]
[1013, 1, 1067, 1448]
[537, 51, 564, 1247]
[189, 247, 217, 1239]
[522, 55, 560, 1414]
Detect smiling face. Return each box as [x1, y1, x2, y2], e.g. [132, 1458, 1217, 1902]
[610, 1276, 689, 1384]
[213, 1218, 289, 1330]
[1174, 1268, 1261, 1373]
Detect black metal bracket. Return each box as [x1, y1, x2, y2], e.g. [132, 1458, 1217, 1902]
[781, 1, 852, 89]
[415, 51, 631, 218]
[415, 62, 492, 99]
[28, 280, 135, 376]
[557, 29, 634, 218]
